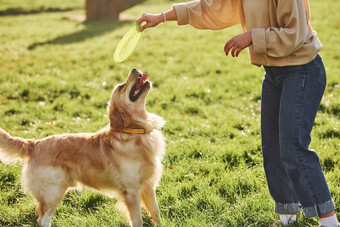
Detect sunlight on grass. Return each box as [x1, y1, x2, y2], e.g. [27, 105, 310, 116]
[0, 0, 339, 226]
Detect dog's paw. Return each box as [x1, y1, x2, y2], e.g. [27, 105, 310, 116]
[151, 217, 160, 226]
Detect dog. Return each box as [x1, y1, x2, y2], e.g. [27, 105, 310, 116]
[0, 68, 166, 227]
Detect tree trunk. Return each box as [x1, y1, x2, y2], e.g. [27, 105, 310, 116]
[86, 0, 146, 21]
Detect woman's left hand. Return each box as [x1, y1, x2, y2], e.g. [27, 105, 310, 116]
[224, 31, 252, 57]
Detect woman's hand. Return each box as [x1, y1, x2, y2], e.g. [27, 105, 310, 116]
[224, 31, 253, 57]
[136, 13, 164, 32]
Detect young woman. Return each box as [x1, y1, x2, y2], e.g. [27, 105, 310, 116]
[136, 0, 338, 226]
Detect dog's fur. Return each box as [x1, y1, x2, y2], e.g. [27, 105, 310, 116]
[0, 69, 165, 227]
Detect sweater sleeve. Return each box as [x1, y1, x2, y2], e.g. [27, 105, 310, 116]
[252, 0, 308, 57]
[173, 0, 240, 30]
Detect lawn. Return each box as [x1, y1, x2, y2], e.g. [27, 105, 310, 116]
[0, 0, 339, 226]
[0, 0, 84, 15]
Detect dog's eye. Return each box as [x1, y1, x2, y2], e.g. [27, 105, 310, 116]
[119, 85, 125, 91]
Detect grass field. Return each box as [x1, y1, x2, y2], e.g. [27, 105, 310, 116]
[0, 0, 339, 226]
[0, 0, 83, 15]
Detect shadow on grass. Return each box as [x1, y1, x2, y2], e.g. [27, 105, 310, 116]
[28, 19, 131, 50]
[0, 7, 77, 16]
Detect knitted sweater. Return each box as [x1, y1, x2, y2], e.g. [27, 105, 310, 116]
[173, 0, 321, 66]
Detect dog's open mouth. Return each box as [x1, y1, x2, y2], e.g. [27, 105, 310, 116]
[129, 73, 149, 102]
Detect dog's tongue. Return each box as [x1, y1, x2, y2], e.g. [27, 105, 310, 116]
[136, 73, 147, 90]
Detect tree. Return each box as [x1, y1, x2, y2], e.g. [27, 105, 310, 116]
[86, 0, 146, 21]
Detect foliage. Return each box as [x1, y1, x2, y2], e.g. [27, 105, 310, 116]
[0, 0, 339, 226]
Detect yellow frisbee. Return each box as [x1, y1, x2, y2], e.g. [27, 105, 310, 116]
[114, 24, 143, 62]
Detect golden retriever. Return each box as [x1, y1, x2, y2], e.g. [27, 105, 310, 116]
[0, 68, 166, 227]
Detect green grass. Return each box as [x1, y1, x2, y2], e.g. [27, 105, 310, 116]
[0, 0, 84, 15]
[0, 0, 339, 226]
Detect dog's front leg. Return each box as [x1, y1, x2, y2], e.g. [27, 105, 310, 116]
[142, 186, 160, 226]
[124, 188, 142, 227]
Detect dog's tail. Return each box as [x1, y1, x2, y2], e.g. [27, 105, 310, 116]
[0, 128, 32, 163]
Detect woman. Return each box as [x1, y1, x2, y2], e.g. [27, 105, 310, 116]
[136, 0, 338, 226]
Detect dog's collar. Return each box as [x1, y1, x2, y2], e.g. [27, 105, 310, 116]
[119, 128, 153, 134]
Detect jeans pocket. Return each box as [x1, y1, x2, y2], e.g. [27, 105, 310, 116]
[312, 56, 327, 88]
[317, 68, 326, 88]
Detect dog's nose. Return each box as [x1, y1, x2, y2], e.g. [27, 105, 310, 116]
[131, 68, 142, 77]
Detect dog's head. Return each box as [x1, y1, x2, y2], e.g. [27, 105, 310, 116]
[108, 68, 163, 132]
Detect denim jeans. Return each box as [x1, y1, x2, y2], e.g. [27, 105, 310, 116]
[261, 55, 335, 218]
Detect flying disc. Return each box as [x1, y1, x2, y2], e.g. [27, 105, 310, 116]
[114, 24, 143, 62]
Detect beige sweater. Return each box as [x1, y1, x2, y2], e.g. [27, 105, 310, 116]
[173, 0, 322, 66]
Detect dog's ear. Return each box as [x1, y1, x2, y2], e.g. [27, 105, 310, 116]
[109, 106, 124, 129]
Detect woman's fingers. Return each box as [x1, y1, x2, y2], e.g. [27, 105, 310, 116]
[224, 31, 252, 57]
[136, 13, 162, 32]
[136, 14, 150, 32]
[235, 46, 245, 57]
[225, 42, 244, 57]
[141, 23, 153, 32]
[224, 39, 234, 56]
[136, 14, 146, 25]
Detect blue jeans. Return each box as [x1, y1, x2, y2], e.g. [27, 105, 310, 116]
[261, 55, 335, 218]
